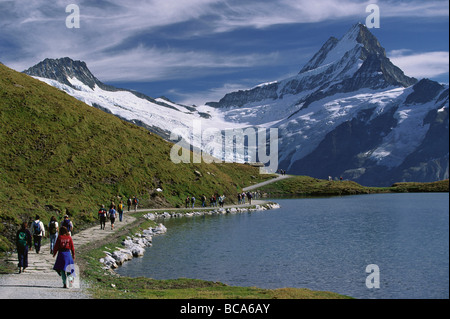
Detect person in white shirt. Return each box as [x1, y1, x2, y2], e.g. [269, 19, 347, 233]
[31, 215, 45, 254]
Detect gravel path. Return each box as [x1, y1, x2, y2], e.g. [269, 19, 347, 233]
[0, 213, 136, 299]
[243, 173, 291, 191]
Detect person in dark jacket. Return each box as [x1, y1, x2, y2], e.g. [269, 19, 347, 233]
[16, 222, 32, 274]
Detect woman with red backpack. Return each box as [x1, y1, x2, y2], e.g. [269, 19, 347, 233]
[52, 226, 75, 288]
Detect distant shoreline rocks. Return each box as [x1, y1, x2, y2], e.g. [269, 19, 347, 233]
[143, 202, 281, 220]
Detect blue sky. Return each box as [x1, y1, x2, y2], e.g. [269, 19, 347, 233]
[0, 0, 448, 105]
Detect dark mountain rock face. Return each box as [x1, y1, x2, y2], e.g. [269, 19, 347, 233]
[23, 57, 114, 91]
[405, 79, 445, 104]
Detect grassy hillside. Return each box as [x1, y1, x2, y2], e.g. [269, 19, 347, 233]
[0, 63, 273, 251]
[257, 175, 449, 197]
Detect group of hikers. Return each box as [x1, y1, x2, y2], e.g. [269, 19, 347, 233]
[98, 195, 139, 230]
[14, 195, 140, 288]
[185, 194, 226, 208]
[16, 214, 75, 288]
[237, 191, 260, 205]
[184, 190, 262, 209]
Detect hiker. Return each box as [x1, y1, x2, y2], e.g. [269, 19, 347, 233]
[61, 215, 73, 236]
[246, 191, 252, 205]
[16, 222, 32, 274]
[191, 196, 195, 208]
[219, 194, 225, 207]
[133, 196, 139, 212]
[31, 215, 45, 254]
[201, 195, 206, 207]
[109, 206, 117, 230]
[48, 216, 59, 254]
[185, 196, 190, 208]
[237, 193, 241, 205]
[241, 192, 246, 204]
[52, 226, 75, 289]
[127, 197, 132, 212]
[118, 200, 124, 222]
[98, 205, 107, 230]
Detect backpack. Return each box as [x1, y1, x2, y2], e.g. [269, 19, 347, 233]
[118, 203, 123, 211]
[49, 221, 57, 235]
[17, 231, 27, 248]
[33, 221, 41, 235]
[62, 219, 72, 231]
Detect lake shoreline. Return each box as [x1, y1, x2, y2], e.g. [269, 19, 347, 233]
[99, 202, 281, 271]
[84, 200, 353, 299]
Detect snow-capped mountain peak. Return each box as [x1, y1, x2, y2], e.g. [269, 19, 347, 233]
[21, 24, 448, 186]
[23, 57, 108, 91]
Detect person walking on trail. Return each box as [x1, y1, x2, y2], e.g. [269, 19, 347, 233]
[247, 191, 252, 205]
[61, 215, 73, 236]
[218, 194, 225, 207]
[109, 206, 117, 230]
[31, 215, 45, 254]
[52, 226, 75, 289]
[191, 196, 196, 208]
[133, 196, 139, 212]
[16, 222, 32, 274]
[98, 205, 107, 230]
[118, 200, 124, 222]
[48, 216, 59, 254]
[127, 197, 132, 212]
[201, 195, 206, 207]
[185, 196, 190, 209]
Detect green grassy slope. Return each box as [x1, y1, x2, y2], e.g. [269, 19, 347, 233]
[257, 175, 449, 197]
[0, 63, 273, 251]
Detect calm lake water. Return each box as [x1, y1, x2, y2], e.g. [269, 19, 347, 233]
[116, 193, 449, 299]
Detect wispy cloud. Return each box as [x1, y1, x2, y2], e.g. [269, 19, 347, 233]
[86, 45, 280, 82]
[389, 50, 449, 79]
[168, 83, 248, 106]
[1, 0, 448, 82]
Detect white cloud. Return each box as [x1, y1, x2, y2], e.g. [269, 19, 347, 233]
[86, 45, 279, 82]
[168, 83, 250, 106]
[389, 50, 449, 79]
[1, 0, 448, 82]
